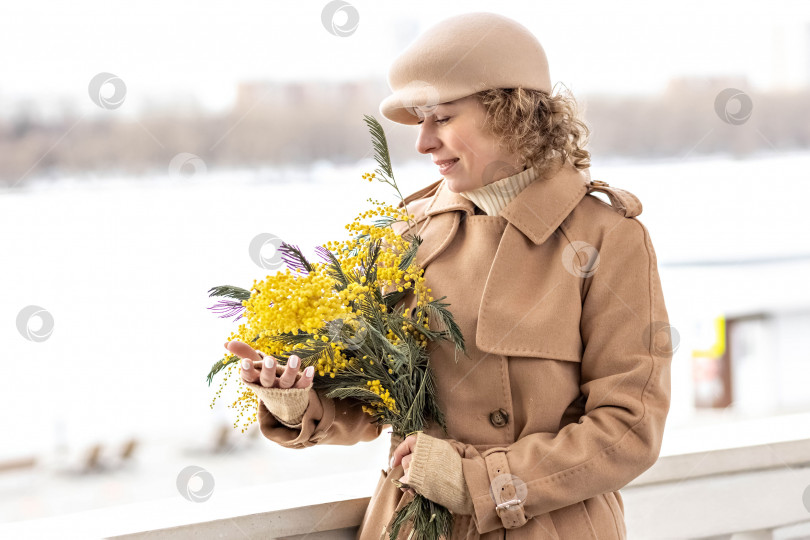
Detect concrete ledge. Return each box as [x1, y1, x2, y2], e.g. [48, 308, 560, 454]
[624, 462, 810, 538]
[0, 469, 381, 540]
[112, 499, 368, 540]
[4, 438, 810, 539]
[630, 438, 810, 486]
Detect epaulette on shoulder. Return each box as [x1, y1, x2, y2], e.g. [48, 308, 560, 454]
[397, 178, 444, 209]
[586, 179, 643, 218]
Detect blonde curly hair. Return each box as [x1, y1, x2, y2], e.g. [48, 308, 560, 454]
[473, 83, 592, 176]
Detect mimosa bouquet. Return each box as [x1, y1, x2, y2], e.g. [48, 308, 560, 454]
[205, 115, 467, 540]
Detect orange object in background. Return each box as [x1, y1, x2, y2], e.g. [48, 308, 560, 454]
[692, 316, 732, 408]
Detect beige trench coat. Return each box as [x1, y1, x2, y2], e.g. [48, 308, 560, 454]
[256, 159, 673, 539]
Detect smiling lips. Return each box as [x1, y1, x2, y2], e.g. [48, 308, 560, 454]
[435, 158, 459, 173]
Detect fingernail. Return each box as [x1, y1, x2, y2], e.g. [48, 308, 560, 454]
[289, 355, 299, 368]
[304, 366, 314, 377]
[390, 457, 395, 468]
[241, 358, 251, 370]
[224, 342, 230, 349]
[264, 356, 274, 369]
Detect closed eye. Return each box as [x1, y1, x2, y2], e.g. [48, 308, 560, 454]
[417, 117, 450, 125]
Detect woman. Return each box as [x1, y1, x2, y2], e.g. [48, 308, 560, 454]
[230, 11, 673, 540]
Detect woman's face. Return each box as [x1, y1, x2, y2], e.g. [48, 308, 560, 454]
[414, 95, 525, 193]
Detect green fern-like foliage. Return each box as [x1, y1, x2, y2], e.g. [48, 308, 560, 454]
[387, 494, 453, 540]
[363, 114, 395, 183]
[207, 285, 251, 301]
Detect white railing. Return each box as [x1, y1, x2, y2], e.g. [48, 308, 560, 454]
[3, 438, 810, 540]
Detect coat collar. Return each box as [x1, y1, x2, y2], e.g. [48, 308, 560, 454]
[422, 159, 592, 245]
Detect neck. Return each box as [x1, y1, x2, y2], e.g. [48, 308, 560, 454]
[458, 162, 540, 216]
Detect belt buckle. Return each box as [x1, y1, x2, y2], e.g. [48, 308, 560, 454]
[495, 498, 523, 511]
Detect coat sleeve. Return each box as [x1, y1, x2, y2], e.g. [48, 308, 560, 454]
[442, 217, 673, 534]
[256, 387, 387, 449]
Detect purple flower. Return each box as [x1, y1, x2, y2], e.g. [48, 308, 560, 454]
[207, 300, 246, 321]
[281, 243, 310, 274]
[315, 245, 333, 265]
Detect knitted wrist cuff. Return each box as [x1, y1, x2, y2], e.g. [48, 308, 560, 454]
[244, 380, 311, 427]
[407, 432, 433, 489]
[407, 433, 475, 515]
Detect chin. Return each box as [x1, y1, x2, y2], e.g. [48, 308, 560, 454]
[443, 176, 469, 193]
[444, 180, 459, 193]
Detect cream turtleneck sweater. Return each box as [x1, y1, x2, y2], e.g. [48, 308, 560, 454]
[457, 162, 540, 216]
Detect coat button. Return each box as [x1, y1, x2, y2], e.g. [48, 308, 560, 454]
[489, 408, 509, 427]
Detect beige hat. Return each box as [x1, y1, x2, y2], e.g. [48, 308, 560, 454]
[379, 12, 552, 125]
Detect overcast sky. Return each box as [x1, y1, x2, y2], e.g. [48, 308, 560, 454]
[1, 0, 809, 116]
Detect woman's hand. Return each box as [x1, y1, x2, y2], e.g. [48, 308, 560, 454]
[390, 434, 419, 495]
[225, 340, 314, 389]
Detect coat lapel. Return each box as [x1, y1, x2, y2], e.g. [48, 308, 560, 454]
[476, 161, 592, 358]
[403, 160, 594, 358]
[408, 179, 476, 269]
[498, 159, 591, 245]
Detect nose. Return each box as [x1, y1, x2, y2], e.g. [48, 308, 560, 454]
[415, 121, 439, 155]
